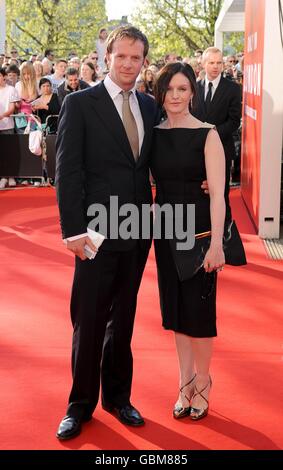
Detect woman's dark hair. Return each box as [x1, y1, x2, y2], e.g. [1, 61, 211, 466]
[154, 62, 197, 108]
[6, 64, 20, 75]
[0, 67, 7, 77]
[39, 77, 52, 88]
[84, 61, 98, 81]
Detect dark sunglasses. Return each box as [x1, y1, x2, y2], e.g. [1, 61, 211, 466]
[201, 271, 216, 300]
[91, 56, 98, 60]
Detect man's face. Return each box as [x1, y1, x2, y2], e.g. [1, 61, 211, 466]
[203, 52, 223, 81]
[101, 30, 108, 40]
[67, 74, 79, 90]
[69, 59, 80, 70]
[226, 56, 236, 67]
[55, 61, 67, 77]
[106, 37, 145, 91]
[166, 54, 177, 63]
[7, 72, 18, 86]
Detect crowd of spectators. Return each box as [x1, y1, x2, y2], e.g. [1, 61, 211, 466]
[0, 32, 244, 189]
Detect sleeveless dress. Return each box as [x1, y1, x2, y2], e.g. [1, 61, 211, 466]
[150, 127, 218, 338]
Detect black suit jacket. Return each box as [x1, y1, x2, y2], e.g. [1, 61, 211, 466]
[56, 82, 159, 251]
[192, 75, 242, 221]
[192, 75, 242, 171]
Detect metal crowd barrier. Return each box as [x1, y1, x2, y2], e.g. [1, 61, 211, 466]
[0, 114, 58, 181]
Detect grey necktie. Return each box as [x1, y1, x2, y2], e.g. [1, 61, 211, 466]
[121, 91, 139, 161]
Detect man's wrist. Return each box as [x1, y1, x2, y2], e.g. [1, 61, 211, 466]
[63, 232, 88, 244]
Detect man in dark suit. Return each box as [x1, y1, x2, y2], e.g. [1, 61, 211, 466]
[55, 26, 159, 440]
[192, 47, 242, 220]
[57, 67, 90, 107]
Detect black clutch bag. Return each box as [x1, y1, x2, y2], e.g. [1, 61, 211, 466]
[169, 220, 247, 282]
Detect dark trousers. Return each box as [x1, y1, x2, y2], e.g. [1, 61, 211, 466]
[67, 243, 150, 418]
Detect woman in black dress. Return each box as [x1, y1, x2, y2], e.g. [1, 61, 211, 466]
[151, 63, 226, 420]
[32, 77, 60, 133]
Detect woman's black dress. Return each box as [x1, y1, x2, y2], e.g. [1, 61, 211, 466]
[150, 127, 218, 338]
[36, 93, 60, 133]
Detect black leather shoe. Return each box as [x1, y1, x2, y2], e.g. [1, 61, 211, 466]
[56, 414, 91, 440]
[103, 404, 145, 426]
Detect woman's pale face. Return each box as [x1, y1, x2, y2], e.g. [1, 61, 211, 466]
[163, 72, 193, 115]
[145, 70, 153, 81]
[81, 64, 92, 81]
[23, 70, 31, 80]
[33, 63, 42, 77]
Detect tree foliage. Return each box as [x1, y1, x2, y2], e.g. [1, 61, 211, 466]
[223, 32, 244, 55]
[130, 0, 223, 60]
[6, 0, 107, 58]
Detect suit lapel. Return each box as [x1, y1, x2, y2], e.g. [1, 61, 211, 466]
[89, 82, 136, 164]
[210, 75, 226, 109]
[136, 91, 152, 165]
[198, 80, 206, 116]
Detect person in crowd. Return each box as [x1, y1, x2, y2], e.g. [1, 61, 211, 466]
[68, 56, 81, 71]
[6, 64, 20, 87]
[235, 52, 244, 72]
[156, 59, 165, 70]
[191, 46, 242, 222]
[42, 49, 54, 75]
[80, 61, 100, 87]
[0, 54, 5, 67]
[135, 78, 147, 94]
[148, 63, 159, 75]
[2, 56, 11, 68]
[9, 58, 20, 67]
[234, 70, 243, 86]
[150, 62, 226, 421]
[32, 77, 60, 133]
[0, 67, 20, 188]
[36, 54, 44, 62]
[10, 48, 20, 61]
[141, 67, 155, 95]
[15, 61, 38, 133]
[183, 57, 202, 79]
[45, 58, 67, 93]
[194, 49, 203, 59]
[87, 51, 103, 78]
[223, 56, 235, 81]
[87, 50, 98, 64]
[95, 28, 108, 71]
[29, 53, 37, 63]
[164, 52, 178, 64]
[57, 67, 89, 107]
[55, 25, 160, 441]
[33, 61, 44, 90]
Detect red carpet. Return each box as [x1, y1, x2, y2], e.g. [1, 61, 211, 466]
[0, 187, 282, 450]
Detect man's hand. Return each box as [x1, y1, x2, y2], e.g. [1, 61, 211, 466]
[201, 179, 209, 194]
[66, 236, 98, 260]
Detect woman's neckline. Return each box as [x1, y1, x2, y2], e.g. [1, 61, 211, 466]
[154, 126, 212, 130]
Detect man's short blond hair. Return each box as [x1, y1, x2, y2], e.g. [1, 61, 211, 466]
[202, 47, 223, 63]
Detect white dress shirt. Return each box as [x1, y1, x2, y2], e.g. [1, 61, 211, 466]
[66, 74, 145, 243]
[204, 73, 221, 100]
[103, 74, 144, 153]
